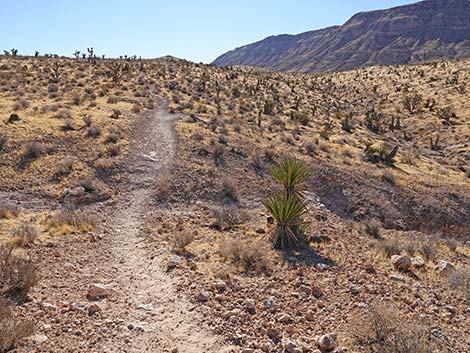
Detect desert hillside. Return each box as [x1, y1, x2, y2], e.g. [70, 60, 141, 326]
[213, 0, 470, 73]
[0, 54, 469, 352]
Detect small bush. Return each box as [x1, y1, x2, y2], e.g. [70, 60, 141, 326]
[212, 206, 248, 231]
[86, 126, 101, 138]
[0, 203, 20, 219]
[349, 303, 445, 353]
[0, 245, 39, 298]
[0, 135, 7, 152]
[46, 209, 96, 235]
[22, 142, 44, 160]
[12, 223, 38, 248]
[79, 176, 99, 193]
[221, 177, 239, 203]
[172, 230, 195, 254]
[0, 298, 35, 351]
[154, 174, 172, 202]
[376, 238, 401, 257]
[382, 170, 395, 185]
[54, 158, 75, 178]
[364, 218, 382, 239]
[219, 238, 274, 274]
[447, 267, 470, 300]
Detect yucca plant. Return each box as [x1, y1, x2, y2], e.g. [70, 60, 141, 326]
[263, 192, 308, 250]
[269, 158, 311, 197]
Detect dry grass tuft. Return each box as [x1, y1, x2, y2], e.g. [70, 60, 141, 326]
[0, 298, 35, 352]
[219, 238, 274, 274]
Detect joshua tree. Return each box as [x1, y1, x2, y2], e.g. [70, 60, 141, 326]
[73, 50, 81, 59]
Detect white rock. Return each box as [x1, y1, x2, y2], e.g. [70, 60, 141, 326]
[434, 260, 455, 275]
[167, 255, 182, 269]
[411, 256, 425, 267]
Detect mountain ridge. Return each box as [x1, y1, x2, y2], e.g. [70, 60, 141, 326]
[213, 0, 470, 72]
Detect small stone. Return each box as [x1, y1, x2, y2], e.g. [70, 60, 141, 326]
[391, 255, 411, 271]
[197, 291, 212, 302]
[222, 308, 241, 319]
[349, 284, 361, 295]
[390, 274, 406, 282]
[434, 260, 455, 275]
[266, 327, 281, 340]
[87, 302, 104, 315]
[68, 186, 86, 197]
[87, 284, 113, 300]
[213, 279, 226, 291]
[299, 284, 311, 295]
[317, 333, 337, 352]
[263, 298, 279, 309]
[31, 334, 48, 345]
[167, 255, 182, 269]
[412, 256, 425, 267]
[305, 310, 315, 321]
[285, 341, 302, 353]
[256, 228, 266, 234]
[277, 313, 292, 323]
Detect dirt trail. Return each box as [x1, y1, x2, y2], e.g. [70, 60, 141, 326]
[101, 97, 232, 353]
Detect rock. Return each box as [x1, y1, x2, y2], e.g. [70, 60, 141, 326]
[412, 256, 425, 267]
[349, 284, 361, 295]
[277, 313, 292, 323]
[68, 186, 86, 197]
[390, 274, 406, 282]
[263, 298, 279, 309]
[197, 291, 212, 302]
[6, 113, 20, 124]
[266, 327, 281, 340]
[299, 284, 311, 295]
[31, 334, 48, 345]
[256, 228, 266, 234]
[87, 284, 113, 300]
[391, 254, 411, 271]
[213, 279, 227, 291]
[244, 298, 256, 313]
[317, 333, 337, 352]
[167, 255, 182, 269]
[305, 310, 315, 321]
[222, 308, 241, 319]
[434, 260, 455, 275]
[285, 341, 302, 353]
[87, 302, 104, 315]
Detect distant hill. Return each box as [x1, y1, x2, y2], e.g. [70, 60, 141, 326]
[213, 0, 470, 73]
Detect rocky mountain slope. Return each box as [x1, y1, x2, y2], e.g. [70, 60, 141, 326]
[213, 0, 470, 72]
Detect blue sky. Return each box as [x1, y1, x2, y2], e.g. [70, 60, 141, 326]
[2, 0, 414, 62]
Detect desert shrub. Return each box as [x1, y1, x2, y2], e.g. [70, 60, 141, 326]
[381, 170, 395, 185]
[107, 96, 118, 104]
[13, 99, 29, 111]
[0, 135, 7, 152]
[55, 109, 72, 119]
[54, 158, 75, 178]
[0, 298, 35, 352]
[192, 132, 204, 142]
[154, 174, 172, 202]
[0, 245, 39, 298]
[105, 132, 120, 144]
[106, 145, 120, 157]
[86, 126, 101, 138]
[349, 303, 446, 353]
[82, 116, 92, 127]
[376, 238, 401, 257]
[212, 206, 248, 231]
[219, 238, 273, 274]
[213, 144, 225, 166]
[22, 142, 44, 160]
[447, 267, 470, 300]
[364, 218, 382, 239]
[131, 103, 142, 113]
[172, 230, 195, 254]
[62, 118, 75, 131]
[221, 177, 239, 203]
[12, 223, 38, 248]
[46, 209, 96, 235]
[419, 241, 437, 261]
[0, 203, 19, 219]
[79, 176, 99, 193]
[47, 83, 58, 93]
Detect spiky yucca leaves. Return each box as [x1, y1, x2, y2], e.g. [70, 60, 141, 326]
[269, 158, 311, 197]
[263, 192, 308, 250]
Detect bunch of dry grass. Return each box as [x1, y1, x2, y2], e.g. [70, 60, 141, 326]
[349, 303, 446, 353]
[219, 238, 274, 274]
[0, 298, 35, 352]
[0, 203, 20, 219]
[211, 206, 248, 231]
[46, 209, 96, 235]
[0, 245, 39, 298]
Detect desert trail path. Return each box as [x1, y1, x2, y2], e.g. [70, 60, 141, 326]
[100, 97, 232, 353]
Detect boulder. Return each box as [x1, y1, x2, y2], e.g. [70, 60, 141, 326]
[391, 254, 411, 271]
[317, 334, 337, 352]
[434, 260, 455, 275]
[87, 283, 114, 300]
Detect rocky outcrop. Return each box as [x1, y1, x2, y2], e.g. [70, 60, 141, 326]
[213, 0, 470, 72]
